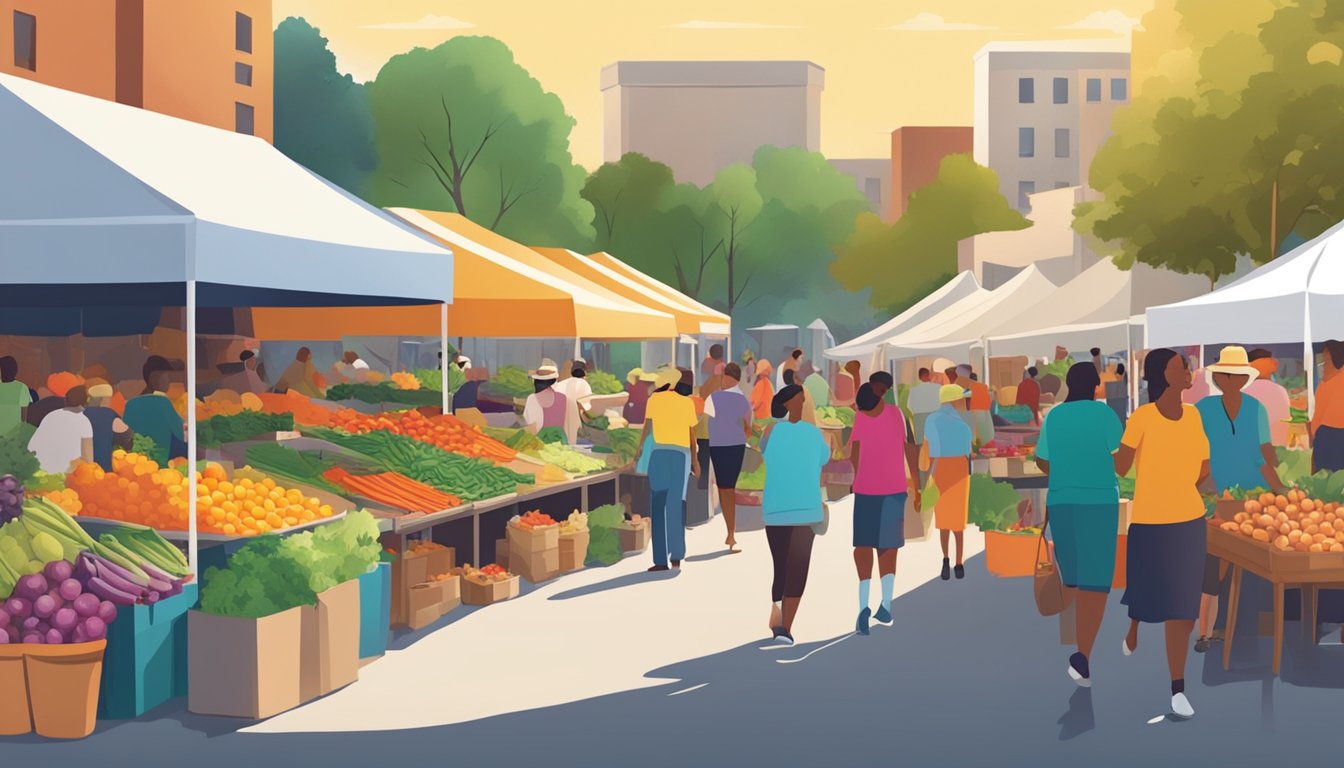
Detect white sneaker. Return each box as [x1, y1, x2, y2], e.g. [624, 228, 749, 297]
[1122, 637, 1135, 657]
[1171, 692, 1194, 719]
[1067, 665, 1091, 688]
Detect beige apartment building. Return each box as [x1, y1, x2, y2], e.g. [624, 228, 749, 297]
[601, 61, 823, 185]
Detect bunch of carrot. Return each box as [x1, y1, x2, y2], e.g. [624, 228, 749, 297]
[326, 408, 517, 464]
[322, 466, 463, 514]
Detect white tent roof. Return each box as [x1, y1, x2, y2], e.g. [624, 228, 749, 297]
[825, 271, 983, 360]
[748, 324, 800, 332]
[0, 73, 452, 304]
[985, 259, 1133, 357]
[1146, 219, 1344, 347]
[884, 265, 1058, 360]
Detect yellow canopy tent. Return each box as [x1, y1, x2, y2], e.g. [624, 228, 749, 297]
[586, 252, 731, 337]
[532, 247, 707, 336]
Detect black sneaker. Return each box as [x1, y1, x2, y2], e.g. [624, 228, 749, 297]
[1194, 636, 1211, 653]
[856, 607, 871, 636]
[941, 558, 951, 581]
[954, 563, 965, 580]
[1068, 651, 1091, 688]
[760, 627, 795, 650]
[671, 560, 681, 570]
[647, 564, 670, 573]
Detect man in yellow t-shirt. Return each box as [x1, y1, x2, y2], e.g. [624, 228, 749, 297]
[638, 368, 701, 572]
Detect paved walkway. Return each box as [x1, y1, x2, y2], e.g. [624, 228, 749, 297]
[7, 500, 1344, 766]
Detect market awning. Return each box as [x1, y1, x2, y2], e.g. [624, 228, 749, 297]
[586, 253, 732, 336]
[532, 247, 705, 336]
[387, 210, 677, 340]
[825, 271, 983, 361]
[0, 73, 453, 317]
[884, 265, 1059, 361]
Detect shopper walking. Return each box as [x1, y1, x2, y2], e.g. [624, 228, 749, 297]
[760, 384, 830, 648]
[28, 385, 94, 474]
[705, 363, 753, 553]
[1017, 367, 1042, 426]
[907, 368, 942, 444]
[1311, 340, 1344, 473]
[849, 382, 920, 634]
[925, 383, 974, 580]
[637, 367, 700, 572]
[1192, 345, 1283, 654]
[1115, 348, 1210, 720]
[1034, 363, 1123, 687]
[750, 360, 775, 420]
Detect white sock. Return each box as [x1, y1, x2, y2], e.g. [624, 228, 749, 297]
[880, 574, 895, 610]
[858, 579, 871, 612]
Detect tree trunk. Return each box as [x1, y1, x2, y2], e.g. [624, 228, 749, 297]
[1269, 176, 1279, 261]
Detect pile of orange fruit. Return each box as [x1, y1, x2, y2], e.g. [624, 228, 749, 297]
[390, 372, 421, 391]
[42, 488, 83, 515]
[195, 390, 266, 419]
[329, 409, 517, 463]
[511, 510, 557, 531]
[66, 451, 334, 535]
[1219, 489, 1344, 552]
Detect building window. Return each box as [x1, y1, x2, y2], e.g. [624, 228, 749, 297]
[1087, 78, 1102, 102]
[1018, 181, 1036, 210]
[1053, 77, 1068, 104]
[13, 11, 36, 71]
[235, 62, 252, 86]
[1018, 77, 1034, 104]
[1018, 127, 1035, 158]
[1111, 78, 1128, 101]
[1055, 181, 1071, 190]
[1054, 128, 1070, 158]
[235, 102, 254, 135]
[235, 12, 252, 53]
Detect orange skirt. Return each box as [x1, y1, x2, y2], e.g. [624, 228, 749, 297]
[933, 456, 970, 532]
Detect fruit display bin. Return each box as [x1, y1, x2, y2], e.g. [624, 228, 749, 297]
[98, 583, 198, 719]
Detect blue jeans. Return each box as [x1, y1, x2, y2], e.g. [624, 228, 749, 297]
[648, 448, 689, 566]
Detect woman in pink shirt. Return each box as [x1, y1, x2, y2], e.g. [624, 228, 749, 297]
[1245, 350, 1292, 446]
[848, 382, 921, 635]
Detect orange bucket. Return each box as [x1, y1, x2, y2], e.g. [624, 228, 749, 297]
[0, 645, 32, 735]
[984, 531, 1050, 578]
[24, 640, 106, 739]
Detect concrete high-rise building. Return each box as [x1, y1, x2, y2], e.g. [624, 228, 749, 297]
[890, 126, 973, 221]
[1, 0, 273, 141]
[828, 158, 891, 218]
[973, 41, 1130, 212]
[601, 61, 823, 185]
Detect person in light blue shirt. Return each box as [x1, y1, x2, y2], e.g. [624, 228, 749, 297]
[924, 385, 974, 580]
[759, 384, 830, 649]
[1035, 362, 1123, 687]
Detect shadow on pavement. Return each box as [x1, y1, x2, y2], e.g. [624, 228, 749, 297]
[548, 568, 679, 601]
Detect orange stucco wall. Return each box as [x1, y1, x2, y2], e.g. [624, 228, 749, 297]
[890, 126, 974, 221]
[0, 1, 118, 98]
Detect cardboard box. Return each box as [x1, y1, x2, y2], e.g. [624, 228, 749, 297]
[618, 519, 650, 554]
[559, 531, 589, 572]
[188, 607, 302, 719]
[507, 523, 560, 555]
[513, 547, 560, 583]
[391, 546, 456, 626]
[300, 579, 361, 702]
[462, 574, 520, 605]
[496, 538, 510, 569]
[435, 575, 462, 614]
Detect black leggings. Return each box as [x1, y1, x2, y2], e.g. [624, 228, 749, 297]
[767, 525, 815, 602]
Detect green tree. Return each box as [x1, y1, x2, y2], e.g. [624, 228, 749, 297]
[1078, 0, 1344, 285]
[273, 17, 377, 195]
[365, 37, 593, 248]
[831, 155, 1029, 313]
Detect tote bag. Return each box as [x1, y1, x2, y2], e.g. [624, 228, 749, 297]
[1033, 513, 1074, 617]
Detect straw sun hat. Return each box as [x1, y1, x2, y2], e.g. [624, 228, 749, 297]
[1207, 346, 1259, 386]
[530, 358, 559, 381]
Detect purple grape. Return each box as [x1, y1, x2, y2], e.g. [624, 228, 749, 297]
[46, 587, 61, 603]
[21, 632, 42, 644]
[3, 626, 18, 643]
[97, 601, 117, 624]
[44, 628, 63, 645]
[0, 631, 8, 644]
[13, 574, 47, 601]
[82, 616, 106, 640]
[21, 616, 39, 631]
[59, 579, 82, 602]
[0, 607, 9, 628]
[72, 626, 87, 644]
[33, 594, 56, 619]
[35, 620, 49, 635]
[44, 560, 73, 583]
[4, 598, 28, 619]
[51, 607, 78, 632]
[72, 593, 99, 618]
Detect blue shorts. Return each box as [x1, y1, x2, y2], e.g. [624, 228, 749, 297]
[1050, 503, 1118, 593]
[853, 493, 907, 550]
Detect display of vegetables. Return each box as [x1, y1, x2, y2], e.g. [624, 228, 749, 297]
[537, 426, 567, 445]
[389, 372, 421, 391]
[737, 464, 766, 492]
[483, 426, 546, 454]
[587, 370, 624, 396]
[606, 428, 641, 465]
[815, 406, 855, 428]
[243, 443, 343, 494]
[256, 391, 334, 427]
[195, 390, 266, 419]
[1219, 488, 1344, 552]
[511, 510, 557, 531]
[966, 474, 1023, 533]
[0, 424, 40, 488]
[559, 510, 588, 535]
[97, 525, 191, 578]
[1, 560, 119, 644]
[323, 466, 463, 513]
[196, 410, 295, 447]
[303, 427, 532, 502]
[584, 504, 627, 567]
[1, 474, 23, 524]
[482, 366, 534, 400]
[535, 444, 607, 475]
[325, 382, 442, 407]
[414, 365, 466, 396]
[329, 409, 517, 463]
[449, 563, 511, 582]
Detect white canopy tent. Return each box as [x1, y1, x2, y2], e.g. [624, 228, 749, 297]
[824, 271, 983, 362]
[0, 74, 455, 575]
[982, 259, 1131, 358]
[1146, 219, 1344, 413]
[884, 265, 1059, 365]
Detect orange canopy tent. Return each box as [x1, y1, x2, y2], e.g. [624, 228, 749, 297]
[532, 247, 708, 336]
[586, 252, 731, 337]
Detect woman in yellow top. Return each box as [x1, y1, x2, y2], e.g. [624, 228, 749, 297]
[1114, 348, 1210, 721]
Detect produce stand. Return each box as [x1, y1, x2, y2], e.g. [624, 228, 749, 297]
[1209, 522, 1344, 676]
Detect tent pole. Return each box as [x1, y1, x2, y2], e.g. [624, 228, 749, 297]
[1305, 290, 1315, 417]
[574, 337, 582, 361]
[186, 280, 198, 580]
[441, 302, 450, 414]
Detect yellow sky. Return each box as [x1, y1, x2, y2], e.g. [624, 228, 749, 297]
[271, 0, 1154, 169]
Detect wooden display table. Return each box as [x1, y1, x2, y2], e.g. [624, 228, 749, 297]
[1208, 521, 1344, 675]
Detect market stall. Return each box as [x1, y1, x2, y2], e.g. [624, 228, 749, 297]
[825, 271, 984, 368]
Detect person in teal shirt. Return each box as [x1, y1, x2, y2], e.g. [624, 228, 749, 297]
[1191, 346, 1283, 654]
[122, 370, 185, 464]
[1035, 363, 1123, 687]
[759, 384, 831, 649]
